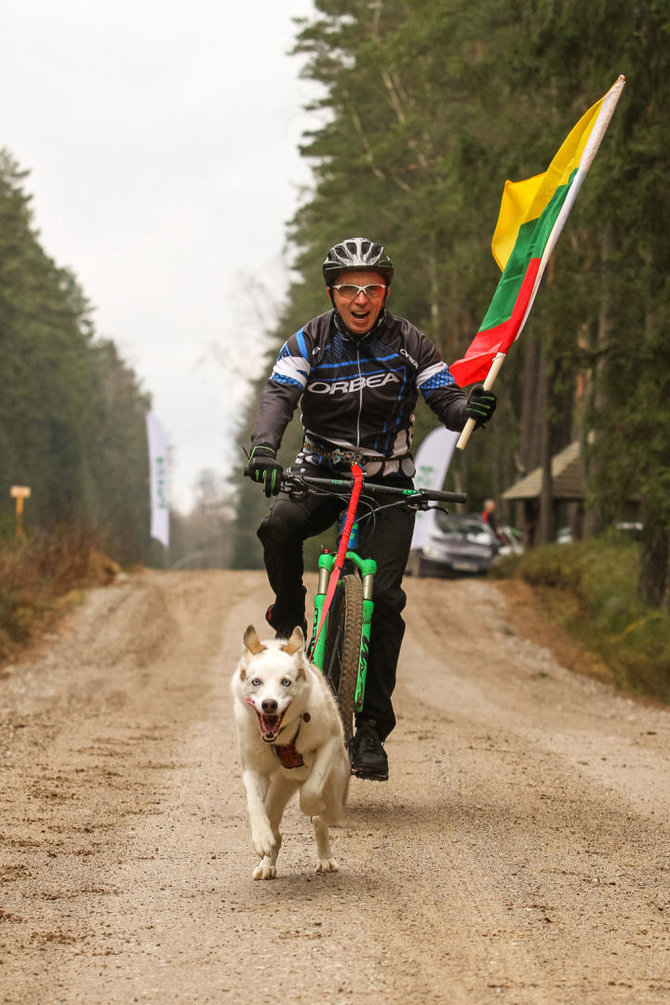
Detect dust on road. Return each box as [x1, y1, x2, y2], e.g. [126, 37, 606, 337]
[1, 570, 669, 1004]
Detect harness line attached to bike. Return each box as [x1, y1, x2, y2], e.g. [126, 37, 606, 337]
[311, 462, 364, 653]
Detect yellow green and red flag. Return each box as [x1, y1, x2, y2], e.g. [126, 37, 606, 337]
[450, 75, 625, 390]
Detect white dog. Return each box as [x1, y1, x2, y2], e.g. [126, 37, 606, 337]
[232, 624, 350, 880]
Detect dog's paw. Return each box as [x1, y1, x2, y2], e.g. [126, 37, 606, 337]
[253, 857, 277, 880]
[316, 857, 339, 873]
[251, 826, 276, 860]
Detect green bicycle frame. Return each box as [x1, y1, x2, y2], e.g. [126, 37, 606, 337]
[310, 549, 377, 713]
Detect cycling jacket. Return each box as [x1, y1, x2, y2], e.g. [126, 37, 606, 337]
[251, 309, 468, 475]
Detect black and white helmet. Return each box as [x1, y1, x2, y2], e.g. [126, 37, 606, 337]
[322, 237, 394, 284]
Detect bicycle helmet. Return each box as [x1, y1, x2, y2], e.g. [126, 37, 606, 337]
[322, 237, 394, 285]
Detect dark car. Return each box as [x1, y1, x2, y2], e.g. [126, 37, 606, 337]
[405, 513, 500, 578]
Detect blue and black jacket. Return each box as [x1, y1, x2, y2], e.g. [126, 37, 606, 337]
[251, 309, 467, 475]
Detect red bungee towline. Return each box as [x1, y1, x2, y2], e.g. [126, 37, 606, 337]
[311, 463, 364, 651]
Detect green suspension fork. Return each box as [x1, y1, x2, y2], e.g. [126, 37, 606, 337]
[356, 560, 376, 711]
[309, 549, 377, 713]
[309, 552, 334, 669]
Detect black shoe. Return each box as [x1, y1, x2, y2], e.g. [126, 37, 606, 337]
[350, 720, 388, 781]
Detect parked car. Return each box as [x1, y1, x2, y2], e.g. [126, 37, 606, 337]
[406, 513, 500, 578]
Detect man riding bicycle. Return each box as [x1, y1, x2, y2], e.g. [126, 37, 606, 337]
[246, 237, 496, 781]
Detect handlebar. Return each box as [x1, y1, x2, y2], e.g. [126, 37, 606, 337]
[244, 464, 467, 507]
[286, 469, 466, 505]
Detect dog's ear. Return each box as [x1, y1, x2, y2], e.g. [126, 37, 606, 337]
[282, 625, 305, 657]
[243, 625, 265, 656]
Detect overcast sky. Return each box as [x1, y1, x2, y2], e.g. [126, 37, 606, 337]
[1, 0, 318, 511]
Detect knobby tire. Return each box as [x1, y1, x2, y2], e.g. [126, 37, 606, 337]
[323, 574, 363, 747]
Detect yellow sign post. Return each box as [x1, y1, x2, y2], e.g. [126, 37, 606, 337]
[10, 486, 31, 539]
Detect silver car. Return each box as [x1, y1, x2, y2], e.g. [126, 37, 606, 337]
[406, 514, 500, 578]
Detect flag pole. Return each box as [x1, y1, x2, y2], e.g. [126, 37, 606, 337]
[456, 352, 506, 450]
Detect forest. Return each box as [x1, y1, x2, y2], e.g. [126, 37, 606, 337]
[0, 152, 153, 565]
[232, 0, 670, 610]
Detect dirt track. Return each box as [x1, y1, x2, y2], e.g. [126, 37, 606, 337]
[1, 569, 669, 1004]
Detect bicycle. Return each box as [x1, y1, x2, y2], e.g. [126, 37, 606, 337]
[275, 463, 467, 745]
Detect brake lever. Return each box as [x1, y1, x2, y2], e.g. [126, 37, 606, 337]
[280, 471, 309, 500]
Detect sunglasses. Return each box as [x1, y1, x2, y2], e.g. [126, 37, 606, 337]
[331, 283, 388, 300]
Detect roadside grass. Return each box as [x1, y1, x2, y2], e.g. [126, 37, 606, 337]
[0, 527, 120, 663]
[492, 532, 670, 706]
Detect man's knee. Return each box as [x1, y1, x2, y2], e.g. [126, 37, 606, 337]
[257, 511, 276, 546]
[258, 505, 298, 549]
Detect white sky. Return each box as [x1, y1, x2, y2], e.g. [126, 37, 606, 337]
[0, 0, 318, 512]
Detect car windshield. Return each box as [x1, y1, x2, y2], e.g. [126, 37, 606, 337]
[435, 512, 493, 542]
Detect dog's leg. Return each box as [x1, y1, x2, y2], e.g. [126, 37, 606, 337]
[312, 814, 339, 873]
[242, 768, 276, 863]
[321, 748, 351, 824]
[302, 739, 350, 874]
[252, 775, 297, 881]
[299, 736, 346, 820]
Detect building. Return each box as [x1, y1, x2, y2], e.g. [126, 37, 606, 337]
[502, 440, 585, 545]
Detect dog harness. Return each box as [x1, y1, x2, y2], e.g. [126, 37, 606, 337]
[274, 724, 305, 769]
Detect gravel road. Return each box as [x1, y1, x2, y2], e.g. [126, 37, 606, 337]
[1, 569, 669, 1004]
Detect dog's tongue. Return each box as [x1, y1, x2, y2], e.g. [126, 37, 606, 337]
[260, 713, 280, 740]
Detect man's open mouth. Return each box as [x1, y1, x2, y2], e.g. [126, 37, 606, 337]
[255, 708, 287, 742]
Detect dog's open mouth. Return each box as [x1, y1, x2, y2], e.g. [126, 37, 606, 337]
[256, 708, 286, 743]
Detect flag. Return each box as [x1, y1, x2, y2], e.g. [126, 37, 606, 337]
[449, 75, 625, 388]
[146, 413, 170, 548]
[410, 426, 459, 552]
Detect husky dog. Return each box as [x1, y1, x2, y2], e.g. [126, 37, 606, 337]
[232, 625, 350, 880]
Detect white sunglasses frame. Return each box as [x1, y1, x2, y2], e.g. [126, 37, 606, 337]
[331, 283, 388, 299]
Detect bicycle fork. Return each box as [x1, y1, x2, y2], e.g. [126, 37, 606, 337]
[309, 550, 377, 712]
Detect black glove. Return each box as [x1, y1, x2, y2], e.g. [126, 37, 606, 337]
[465, 383, 497, 427]
[247, 445, 283, 497]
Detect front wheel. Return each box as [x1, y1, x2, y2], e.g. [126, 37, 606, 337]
[322, 574, 363, 746]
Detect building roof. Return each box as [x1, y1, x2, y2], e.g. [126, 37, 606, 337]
[502, 440, 585, 501]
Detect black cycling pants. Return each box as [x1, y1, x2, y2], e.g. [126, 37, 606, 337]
[257, 465, 416, 741]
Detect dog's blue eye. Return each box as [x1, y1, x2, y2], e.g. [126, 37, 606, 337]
[281, 678, 292, 687]
[251, 678, 262, 687]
